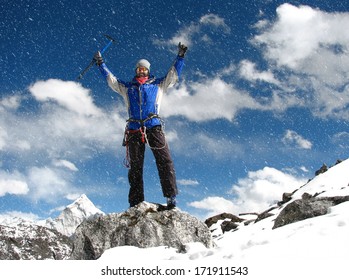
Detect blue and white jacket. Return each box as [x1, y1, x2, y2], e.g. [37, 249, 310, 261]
[98, 56, 185, 130]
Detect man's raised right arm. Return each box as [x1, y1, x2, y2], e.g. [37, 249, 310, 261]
[94, 51, 128, 97]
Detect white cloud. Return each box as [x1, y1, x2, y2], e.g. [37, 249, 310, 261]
[27, 166, 77, 202]
[300, 166, 309, 173]
[190, 167, 306, 218]
[218, 62, 237, 77]
[163, 74, 305, 123]
[163, 129, 179, 144]
[230, 167, 306, 212]
[282, 130, 313, 149]
[0, 96, 26, 151]
[189, 196, 236, 217]
[239, 60, 280, 85]
[29, 79, 102, 116]
[333, 131, 349, 142]
[0, 170, 29, 197]
[53, 159, 78, 172]
[332, 131, 349, 149]
[0, 79, 127, 203]
[199, 14, 231, 33]
[0, 95, 21, 110]
[251, 4, 349, 120]
[0, 180, 29, 197]
[157, 6, 349, 122]
[195, 133, 243, 159]
[1, 79, 124, 160]
[0, 126, 7, 150]
[64, 193, 82, 201]
[253, 3, 349, 69]
[310, 80, 349, 119]
[153, 13, 230, 48]
[163, 78, 263, 122]
[166, 125, 244, 160]
[177, 179, 199, 186]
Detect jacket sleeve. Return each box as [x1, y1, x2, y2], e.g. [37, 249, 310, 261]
[98, 63, 128, 98]
[158, 56, 185, 92]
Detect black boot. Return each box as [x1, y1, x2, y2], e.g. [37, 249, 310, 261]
[166, 196, 176, 210]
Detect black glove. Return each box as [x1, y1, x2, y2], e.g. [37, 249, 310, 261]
[94, 51, 104, 66]
[178, 42, 188, 58]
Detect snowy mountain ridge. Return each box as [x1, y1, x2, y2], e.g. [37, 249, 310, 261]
[0, 194, 104, 259]
[41, 194, 104, 236]
[0, 194, 104, 237]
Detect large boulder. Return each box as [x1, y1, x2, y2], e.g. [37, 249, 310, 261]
[273, 194, 349, 229]
[71, 202, 213, 260]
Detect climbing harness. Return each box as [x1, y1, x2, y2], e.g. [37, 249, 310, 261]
[122, 114, 167, 168]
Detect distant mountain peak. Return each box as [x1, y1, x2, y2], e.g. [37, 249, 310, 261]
[58, 194, 104, 219]
[45, 194, 104, 237]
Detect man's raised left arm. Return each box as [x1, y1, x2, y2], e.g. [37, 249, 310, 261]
[159, 42, 188, 90]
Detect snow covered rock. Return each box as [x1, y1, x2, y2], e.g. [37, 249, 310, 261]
[206, 159, 349, 235]
[0, 222, 72, 260]
[42, 194, 104, 236]
[70, 202, 213, 260]
[273, 194, 349, 229]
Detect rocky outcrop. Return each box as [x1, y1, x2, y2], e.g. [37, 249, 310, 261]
[205, 212, 244, 228]
[273, 194, 349, 229]
[314, 160, 343, 176]
[206, 193, 349, 233]
[0, 223, 73, 260]
[205, 212, 245, 234]
[71, 202, 213, 260]
[315, 163, 328, 176]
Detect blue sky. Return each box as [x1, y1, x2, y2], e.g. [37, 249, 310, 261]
[1, 0, 349, 220]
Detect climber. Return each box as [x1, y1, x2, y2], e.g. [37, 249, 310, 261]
[94, 42, 188, 209]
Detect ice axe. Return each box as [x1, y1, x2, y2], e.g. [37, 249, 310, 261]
[77, 34, 116, 80]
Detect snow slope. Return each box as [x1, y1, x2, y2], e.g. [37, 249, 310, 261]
[98, 158, 349, 268]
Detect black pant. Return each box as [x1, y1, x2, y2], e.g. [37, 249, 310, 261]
[127, 126, 178, 206]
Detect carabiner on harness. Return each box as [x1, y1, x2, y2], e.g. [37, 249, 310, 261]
[122, 114, 164, 168]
